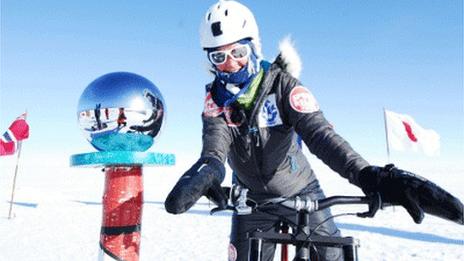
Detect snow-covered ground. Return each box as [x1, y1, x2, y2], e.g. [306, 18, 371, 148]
[1, 153, 463, 260]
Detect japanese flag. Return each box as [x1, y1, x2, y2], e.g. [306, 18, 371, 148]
[384, 109, 440, 156]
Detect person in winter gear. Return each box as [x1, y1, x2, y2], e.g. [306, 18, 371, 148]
[129, 91, 164, 137]
[117, 108, 127, 128]
[165, 1, 464, 260]
[94, 103, 103, 130]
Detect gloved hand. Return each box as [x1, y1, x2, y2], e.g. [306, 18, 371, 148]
[357, 164, 463, 224]
[165, 157, 228, 214]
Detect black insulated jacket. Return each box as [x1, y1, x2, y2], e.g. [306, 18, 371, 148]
[201, 58, 369, 200]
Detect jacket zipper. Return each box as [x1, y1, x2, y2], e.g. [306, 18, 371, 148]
[245, 70, 274, 192]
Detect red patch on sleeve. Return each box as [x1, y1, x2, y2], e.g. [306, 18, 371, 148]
[289, 86, 320, 113]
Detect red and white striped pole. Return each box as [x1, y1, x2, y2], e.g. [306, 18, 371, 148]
[99, 166, 143, 261]
[71, 151, 175, 261]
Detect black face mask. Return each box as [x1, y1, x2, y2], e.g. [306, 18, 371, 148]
[230, 107, 246, 126]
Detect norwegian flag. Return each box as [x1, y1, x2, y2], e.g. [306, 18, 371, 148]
[384, 109, 440, 157]
[0, 113, 29, 156]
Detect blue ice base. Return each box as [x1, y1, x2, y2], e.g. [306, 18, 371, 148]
[70, 151, 175, 167]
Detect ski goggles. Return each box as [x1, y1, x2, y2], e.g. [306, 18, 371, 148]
[208, 44, 251, 65]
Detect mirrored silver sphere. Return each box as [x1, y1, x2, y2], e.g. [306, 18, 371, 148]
[77, 72, 165, 152]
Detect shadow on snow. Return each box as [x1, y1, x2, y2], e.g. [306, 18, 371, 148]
[337, 222, 463, 245]
[72, 200, 212, 207]
[70, 200, 462, 245]
[72, 200, 231, 217]
[6, 201, 38, 208]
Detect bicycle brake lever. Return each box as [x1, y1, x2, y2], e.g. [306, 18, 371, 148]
[357, 193, 382, 218]
[210, 205, 236, 215]
[210, 204, 254, 216]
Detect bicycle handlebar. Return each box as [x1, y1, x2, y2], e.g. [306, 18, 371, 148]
[273, 194, 386, 218]
[211, 186, 389, 218]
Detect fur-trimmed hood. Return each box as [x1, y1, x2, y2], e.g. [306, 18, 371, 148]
[274, 36, 302, 79]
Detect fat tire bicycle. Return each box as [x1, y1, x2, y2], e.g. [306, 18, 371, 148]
[211, 186, 389, 261]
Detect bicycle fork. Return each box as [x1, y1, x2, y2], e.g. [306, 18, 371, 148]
[248, 234, 264, 261]
[246, 211, 318, 261]
[248, 212, 312, 261]
[281, 223, 289, 261]
[295, 210, 311, 261]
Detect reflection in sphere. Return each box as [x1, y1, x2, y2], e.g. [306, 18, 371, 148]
[77, 72, 165, 152]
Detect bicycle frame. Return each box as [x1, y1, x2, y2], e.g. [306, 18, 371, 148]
[247, 209, 360, 261]
[210, 188, 384, 261]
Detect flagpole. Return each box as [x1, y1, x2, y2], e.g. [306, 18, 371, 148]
[383, 107, 391, 163]
[383, 108, 395, 212]
[8, 111, 27, 219]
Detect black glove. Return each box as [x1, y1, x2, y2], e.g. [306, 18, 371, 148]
[165, 157, 228, 214]
[357, 164, 463, 225]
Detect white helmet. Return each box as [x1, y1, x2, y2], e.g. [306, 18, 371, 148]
[199, 0, 262, 58]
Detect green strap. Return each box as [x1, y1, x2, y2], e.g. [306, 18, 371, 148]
[236, 69, 265, 110]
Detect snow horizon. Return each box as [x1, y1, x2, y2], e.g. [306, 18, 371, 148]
[1, 149, 463, 260]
